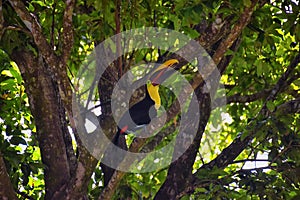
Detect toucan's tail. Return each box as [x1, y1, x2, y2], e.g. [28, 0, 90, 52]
[101, 129, 127, 187]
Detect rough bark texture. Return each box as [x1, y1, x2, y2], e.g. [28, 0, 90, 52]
[0, 153, 18, 200]
[182, 51, 300, 198]
[7, 1, 100, 199]
[97, 47, 123, 187]
[8, 0, 74, 127]
[155, 1, 259, 198]
[11, 50, 71, 199]
[2, 0, 296, 199]
[98, 0, 259, 197]
[155, 86, 212, 199]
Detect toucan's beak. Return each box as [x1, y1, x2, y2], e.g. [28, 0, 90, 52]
[150, 59, 179, 86]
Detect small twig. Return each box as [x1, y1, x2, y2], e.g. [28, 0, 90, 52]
[212, 0, 259, 65]
[2, 25, 32, 35]
[230, 159, 270, 165]
[194, 52, 300, 178]
[274, 98, 300, 115]
[0, 0, 4, 38]
[115, 0, 122, 78]
[198, 150, 206, 166]
[16, 191, 34, 200]
[100, 1, 261, 199]
[260, 52, 300, 113]
[270, 141, 293, 164]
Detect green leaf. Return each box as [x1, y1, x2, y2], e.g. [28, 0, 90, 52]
[293, 78, 300, 87]
[9, 64, 22, 84]
[1, 69, 13, 77]
[31, 0, 47, 7]
[10, 136, 27, 145]
[255, 60, 264, 76]
[243, 0, 251, 7]
[0, 79, 17, 90]
[240, 130, 250, 141]
[195, 187, 207, 193]
[266, 101, 275, 112]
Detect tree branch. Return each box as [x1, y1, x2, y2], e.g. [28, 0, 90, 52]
[61, 147, 98, 199]
[275, 98, 300, 116]
[190, 52, 300, 194]
[191, 0, 259, 91]
[12, 50, 71, 199]
[115, 0, 122, 77]
[214, 55, 300, 109]
[99, 1, 260, 198]
[213, 52, 300, 166]
[9, 0, 73, 124]
[156, 1, 259, 199]
[213, 89, 271, 109]
[9, 2, 97, 198]
[0, 0, 4, 38]
[8, 0, 60, 68]
[99, 100, 182, 199]
[59, 0, 78, 179]
[212, 1, 258, 65]
[62, 0, 75, 65]
[266, 54, 300, 102]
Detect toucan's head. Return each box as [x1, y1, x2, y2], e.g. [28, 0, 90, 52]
[147, 59, 179, 109]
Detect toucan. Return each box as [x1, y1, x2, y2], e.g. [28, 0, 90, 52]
[112, 59, 179, 145]
[102, 59, 179, 186]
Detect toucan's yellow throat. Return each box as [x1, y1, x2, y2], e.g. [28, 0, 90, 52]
[147, 82, 161, 109]
[147, 59, 179, 109]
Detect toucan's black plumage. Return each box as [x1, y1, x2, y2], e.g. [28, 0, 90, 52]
[113, 59, 179, 144]
[102, 59, 179, 186]
[112, 87, 156, 144]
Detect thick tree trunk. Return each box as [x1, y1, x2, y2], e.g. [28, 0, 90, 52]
[11, 50, 71, 199]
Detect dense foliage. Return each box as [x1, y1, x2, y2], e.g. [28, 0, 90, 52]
[0, 0, 299, 199]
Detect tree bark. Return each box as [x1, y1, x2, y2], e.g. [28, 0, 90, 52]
[11, 50, 71, 200]
[0, 152, 18, 200]
[155, 1, 259, 198]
